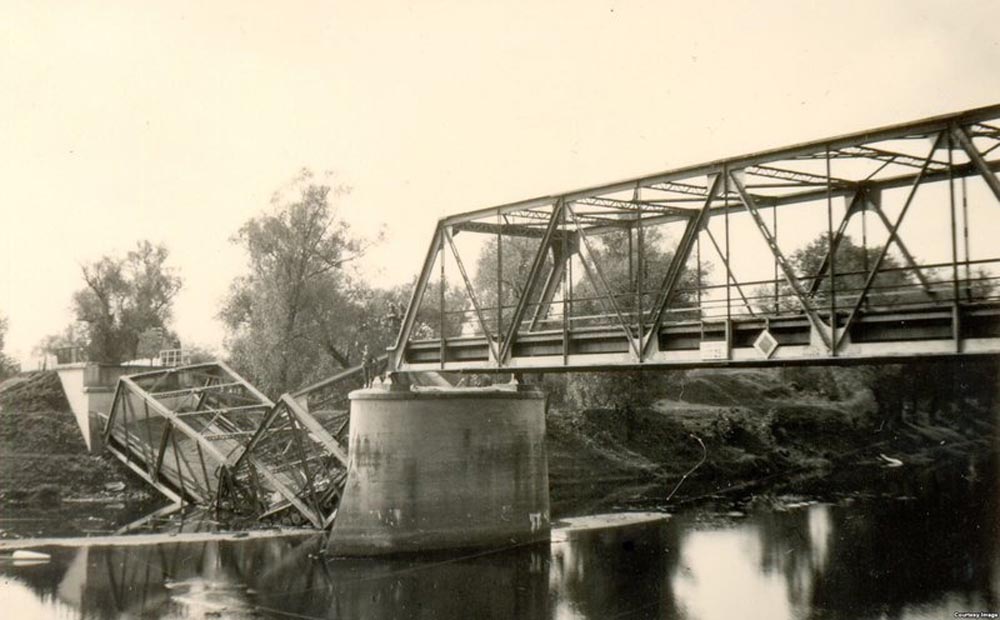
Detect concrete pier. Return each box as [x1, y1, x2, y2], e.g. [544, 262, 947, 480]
[328, 386, 550, 556]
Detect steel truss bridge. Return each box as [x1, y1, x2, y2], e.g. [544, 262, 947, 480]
[390, 105, 1000, 373]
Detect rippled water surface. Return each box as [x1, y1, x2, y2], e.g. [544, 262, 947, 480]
[1, 459, 996, 619]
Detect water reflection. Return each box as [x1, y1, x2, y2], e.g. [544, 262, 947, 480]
[1, 460, 996, 619]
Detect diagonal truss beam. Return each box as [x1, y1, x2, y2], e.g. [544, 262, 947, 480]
[807, 189, 863, 296]
[867, 202, 936, 296]
[390, 225, 443, 369]
[528, 244, 570, 331]
[730, 172, 834, 353]
[444, 227, 500, 361]
[703, 226, 755, 316]
[641, 174, 722, 358]
[566, 204, 641, 359]
[835, 132, 945, 349]
[499, 200, 564, 363]
[951, 124, 1000, 203]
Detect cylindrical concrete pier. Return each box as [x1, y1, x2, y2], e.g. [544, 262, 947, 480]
[327, 386, 550, 556]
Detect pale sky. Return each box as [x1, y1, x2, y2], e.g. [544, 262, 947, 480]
[2, 1, 999, 366]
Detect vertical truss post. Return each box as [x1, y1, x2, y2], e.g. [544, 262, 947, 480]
[826, 145, 837, 356]
[561, 204, 569, 365]
[122, 395, 133, 463]
[566, 203, 641, 359]
[627, 215, 634, 285]
[724, 173, 732, 325]
[641, 173, 722, 358]
[636, 190, 645, 359]
[444, 227, 499, 362]
[948, 131, 961, 352]
[439, 232, 446, 369]
[772, 205, 779, 313]
[729, 171, 834, 353]
[961, 176, 971, 299]
[496, 211, 503, 347]
[952, 124, 1000, 202]
[695, 233, 702, 317]
[499, 200, 564, 363]
[835, 132, 944, 349]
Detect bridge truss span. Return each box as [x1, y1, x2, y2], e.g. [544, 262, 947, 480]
[103, 362, 354, 528]
[391, 104, 1000, 372]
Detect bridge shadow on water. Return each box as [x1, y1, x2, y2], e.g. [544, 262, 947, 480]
[1, 453, 996, 619]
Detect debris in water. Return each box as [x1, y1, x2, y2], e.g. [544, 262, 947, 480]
[8, 549, 51, 565]
[12, 550, 50, 560]
[878, 453, 904, 468]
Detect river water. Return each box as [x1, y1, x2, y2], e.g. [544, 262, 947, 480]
[1, 457, 996, 619]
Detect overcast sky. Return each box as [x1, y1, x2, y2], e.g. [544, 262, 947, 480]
[2, 1, 999, 366]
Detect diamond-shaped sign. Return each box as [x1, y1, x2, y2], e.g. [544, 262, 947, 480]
[754, 329, 778, 359]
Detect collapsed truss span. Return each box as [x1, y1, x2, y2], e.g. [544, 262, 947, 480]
[103, 362, 355, 528]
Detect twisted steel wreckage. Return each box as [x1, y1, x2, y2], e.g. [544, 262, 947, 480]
[103, 104, 1000, 529]
[104, 362, 368, 528]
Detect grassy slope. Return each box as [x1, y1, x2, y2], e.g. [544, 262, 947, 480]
[0, 371, 147, 504]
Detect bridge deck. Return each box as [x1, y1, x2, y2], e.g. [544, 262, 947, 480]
[401, 301, 1000, 372]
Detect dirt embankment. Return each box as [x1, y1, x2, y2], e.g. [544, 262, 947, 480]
[545, 366, 997, 515]
[0, 371, 148, 508]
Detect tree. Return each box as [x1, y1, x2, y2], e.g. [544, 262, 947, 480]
[220, 170, 385, 396]
[378, 279, 466, 342]
[72, 241, 182, 363]
[0, 313, 20, 379]
[135, 327, 180, 362]
[570, 227, 705, 324]
[753, 234, 912, 314]
[471, 235, 542, 331]
[34, 323, 89, 367]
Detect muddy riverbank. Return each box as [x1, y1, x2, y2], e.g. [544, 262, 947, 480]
[545, 364, 997, 515]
